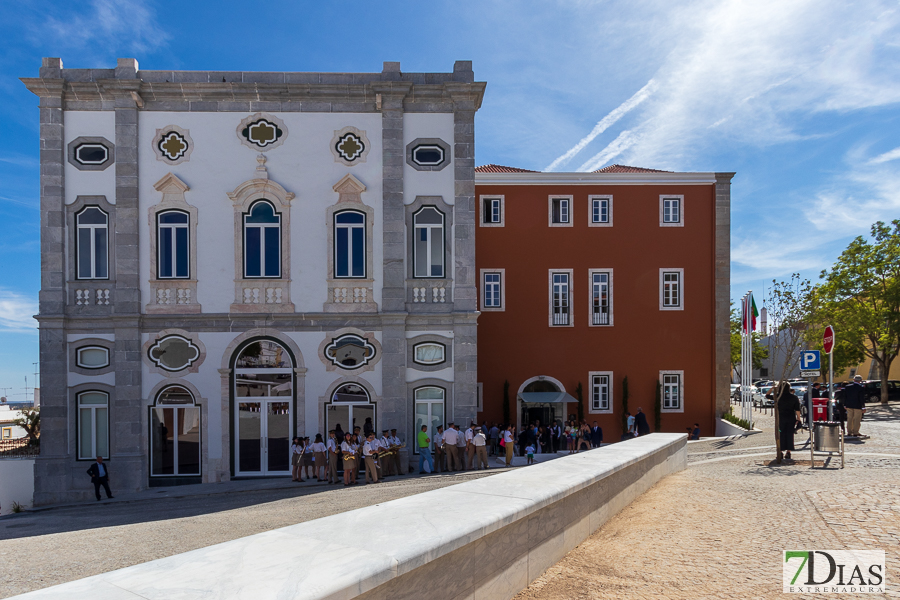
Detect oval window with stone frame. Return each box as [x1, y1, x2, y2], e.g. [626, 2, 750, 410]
[412, 145, 445, 166]
[413, 342, 445, 366]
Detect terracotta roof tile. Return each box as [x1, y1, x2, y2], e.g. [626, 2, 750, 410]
[592, 164, 671, 173]
[475, 164, 540, 173]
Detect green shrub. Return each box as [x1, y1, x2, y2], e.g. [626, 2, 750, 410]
[722, 408, 753, 430]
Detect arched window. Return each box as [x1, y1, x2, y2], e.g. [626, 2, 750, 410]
[150, 386, 201, 477]
[233, 340, 294, 475]
[157, 210, 190, 279]
[414, 386, 445, 455]
[76, 207, 109, 280]
[243, 201, 281, 278]
[334, 210, 366, 278]
[413, 207, 444, 278]
[326, 382, 374, 440]
[77, 390, 109, 459]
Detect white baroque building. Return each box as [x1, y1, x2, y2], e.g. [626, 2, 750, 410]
[24, 58, 485, 503]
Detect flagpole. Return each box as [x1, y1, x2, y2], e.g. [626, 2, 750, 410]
[748, 290, 753, 428]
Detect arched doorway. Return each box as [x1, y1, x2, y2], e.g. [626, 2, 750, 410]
[517, 376, 568, 431]
[149, 385, 201, 483]
[233, 339, 294, 476]
[325, 382, 375, 440]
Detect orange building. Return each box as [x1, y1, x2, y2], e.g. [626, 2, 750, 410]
[474, 165, 733, 438]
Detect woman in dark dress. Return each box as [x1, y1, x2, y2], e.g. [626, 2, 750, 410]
[777, 384, 803, 459]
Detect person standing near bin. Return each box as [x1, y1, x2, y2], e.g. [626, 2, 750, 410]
[776, 383, 803, 460]
[843, 375, 867, 438]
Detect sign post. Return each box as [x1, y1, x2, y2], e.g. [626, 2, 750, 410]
[824, 325, 835, 420]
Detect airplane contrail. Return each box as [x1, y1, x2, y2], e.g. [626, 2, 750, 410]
[578, 129, 638, 172]
[544, 79, 658, 172]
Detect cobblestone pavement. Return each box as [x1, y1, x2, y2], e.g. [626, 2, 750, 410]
[0, 470, 498, 598]
[517, 403, 900, 600]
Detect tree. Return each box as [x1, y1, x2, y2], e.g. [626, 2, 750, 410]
[764, 274, 814, 382]
[730, 303, 769, 379]
[575, 381, 584, 421]
[811, 220, 900, 404]
[13, 408, 40, 445]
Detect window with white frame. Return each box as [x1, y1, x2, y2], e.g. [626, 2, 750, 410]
[414, 386, 445, 455]
[660, 269, 683, 310]
[77, 391, 109, 460]
[591, 270, 612, 325]
[590, 196, 612, 226]
[550, 197, 571, 225]
[413, 206, 444, 278]
[76, 207, 109, 280]
[551, 271, 571, 325]
[157, 210, 190, 279]
[482, 270, 503, 310]
[334, 210, 366, 278]
[660, 196, 683, 226]
[481, 196, 503, 226]
[590, 372, 612, 412]
[661, 371, 684, 411]
[243, 200, 281, 278]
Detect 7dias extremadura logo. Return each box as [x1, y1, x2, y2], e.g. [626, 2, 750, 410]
[783, 550, 885, 593]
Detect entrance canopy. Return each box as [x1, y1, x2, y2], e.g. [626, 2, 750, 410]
[518, 392, 579, 404]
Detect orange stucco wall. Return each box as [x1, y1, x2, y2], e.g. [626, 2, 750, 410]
[475, 183, 719, 438]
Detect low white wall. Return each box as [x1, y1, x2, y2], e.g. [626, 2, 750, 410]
[10, 434, 687, 600]
[0, 458, 34, 515]
[715, 418, 761, 437]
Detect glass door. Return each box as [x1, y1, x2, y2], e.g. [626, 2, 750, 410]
[266, 401, 291, 473]
[237, 401, 262, 473]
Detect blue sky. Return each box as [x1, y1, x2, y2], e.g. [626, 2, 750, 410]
[1, 0, 899, 398]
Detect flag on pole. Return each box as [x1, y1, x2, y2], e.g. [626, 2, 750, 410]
[742, 293, 758, 333]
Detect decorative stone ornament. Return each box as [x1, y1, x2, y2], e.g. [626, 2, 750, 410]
[236, 113, 288, 152]
[406, 137, 451, 172]
[147, 335, 201, 372]
[67, 136, 115, 171]
[317, 328, 383, 373]
[152, 125, 194, 165]
[330, 126, 371, 166]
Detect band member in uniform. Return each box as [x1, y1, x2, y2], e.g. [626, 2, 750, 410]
[473, 426, 489, 470]
[434, 425, 445, 473]
[379, 430, 393, 477]
[465, 423, 476, 470]
[455, 424, 467, 472]
[390, 429, 405, 476]
[326, 430, 339, 484]
[442, 423, 459, 471]
[310, 434, 327, 482]
[363, 433, 380, 484]
[290, 437, 304, 482]
[341, 432, 358, 486]
[301, 437, 314, 480]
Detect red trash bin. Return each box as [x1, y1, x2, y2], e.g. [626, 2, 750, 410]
[812, 397, 828, 422]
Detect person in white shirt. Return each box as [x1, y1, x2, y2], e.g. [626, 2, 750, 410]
[290, 437, 304, 482]
[340, 433, 358, 486]
[455, 424, 467, 471]
[489, 424, 499, 456]
[362, 433, 380, 484]
[310, 434, 327, 482]
[442, 423, 460, 471]
[433, 425, 445, 473]
[473, 427, 489, 470]
[326, 431, 339, 484]
[390, 429, 405, 477]
[465, 423, 476, 470]
[504, 425, 515, 467]
[379, 430, 393, 477]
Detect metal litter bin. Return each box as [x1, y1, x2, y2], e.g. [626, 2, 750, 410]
[814, 422, 841, 451]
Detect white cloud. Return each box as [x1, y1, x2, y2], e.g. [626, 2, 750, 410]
[869, 146, 900, 164]
[0, 289, 38, 333]
[544, 79, 657, 171]
[577, 129, 639, 172]
[42, 0, 168, 55]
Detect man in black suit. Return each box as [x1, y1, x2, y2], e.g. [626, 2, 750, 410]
[590, 421, 603, 448]
[634, 407, 651, 436]
[86, 456, 114, 501]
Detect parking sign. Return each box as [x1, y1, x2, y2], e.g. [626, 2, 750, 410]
[801, 350, 821, 371]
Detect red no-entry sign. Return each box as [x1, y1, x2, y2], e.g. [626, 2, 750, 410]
[823, 325, 835, 354]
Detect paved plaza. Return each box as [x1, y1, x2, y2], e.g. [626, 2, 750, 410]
[517, 403, 900, 599]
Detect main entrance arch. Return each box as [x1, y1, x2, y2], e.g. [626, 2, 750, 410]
[232, 339, 294, 476]
[517, 376, 568, 431]
[324, 381, 376, 439]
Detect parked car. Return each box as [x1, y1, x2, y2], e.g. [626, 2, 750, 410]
[862, 380, 900, 403]
[730, 383, 741, 399]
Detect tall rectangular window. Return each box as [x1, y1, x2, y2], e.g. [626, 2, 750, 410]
[484, 272, 501, 308]
[76, 207, 109, 280]
[662, 373, 682, 410]
[244, 201, 281, 278]
[591, 271, 611, 325]
[661, 269, 683, 309]
[413, 207, 445, 278]
[590, 196, 611, 225]
[335, 210, 366, 278]
[551, 197, 570, 225]
[591, 374, 610, 412]
[660, 195, 684, 226]
[482, 197, 502, 224]
[77, 391, 109, 460]
[551, 271, 570, 325]
[157, 211, 190, 279]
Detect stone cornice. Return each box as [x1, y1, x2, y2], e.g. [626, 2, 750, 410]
[475, 171, 720, 185]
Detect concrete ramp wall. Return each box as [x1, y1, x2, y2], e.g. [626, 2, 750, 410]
[11, 434, 687, 600]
